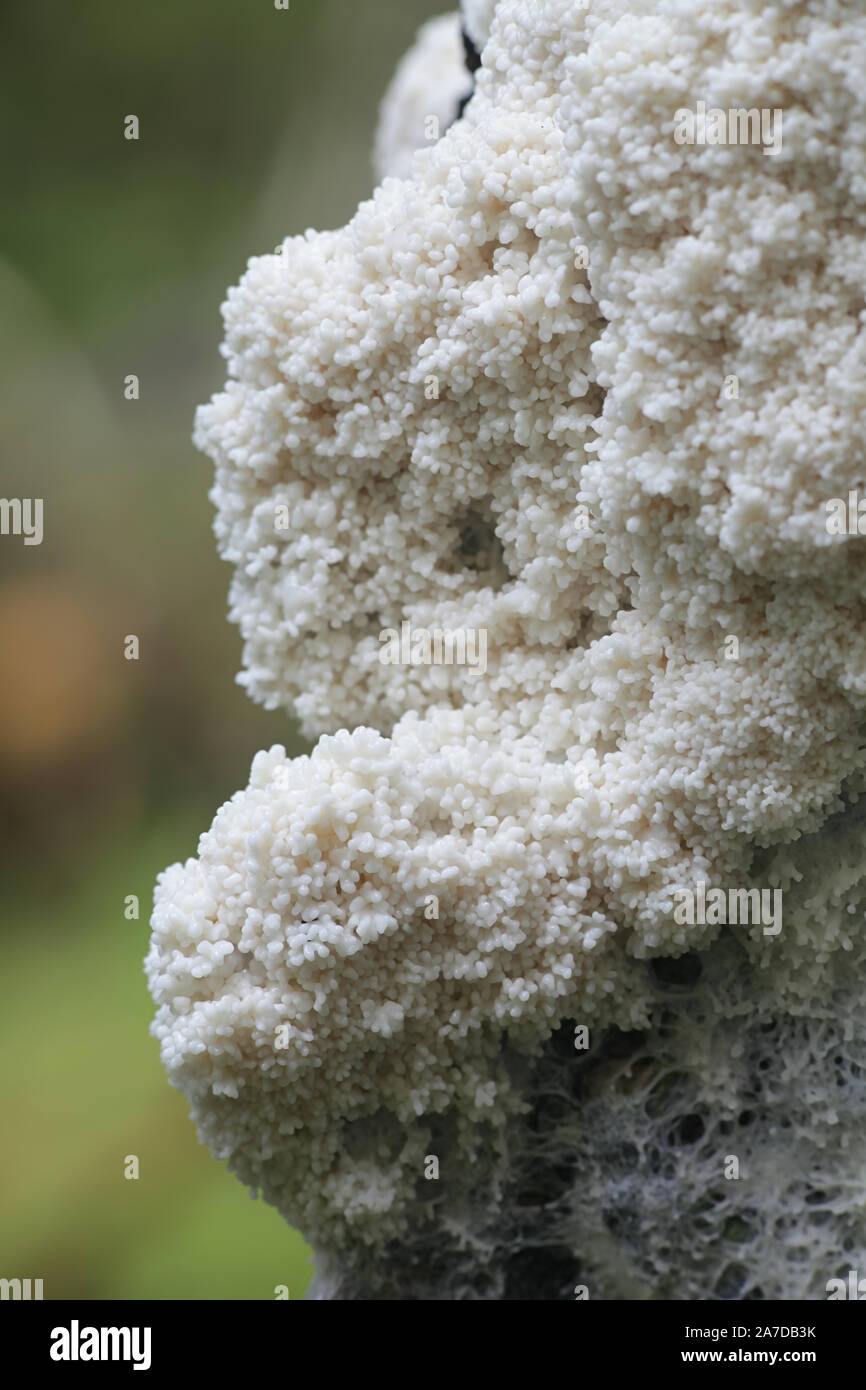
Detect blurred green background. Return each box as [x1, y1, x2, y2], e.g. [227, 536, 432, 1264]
[0, 0, 441, 1299]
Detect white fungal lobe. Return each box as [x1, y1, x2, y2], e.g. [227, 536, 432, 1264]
[149, 0, 866, 1245]
[374, 15, 469, 183]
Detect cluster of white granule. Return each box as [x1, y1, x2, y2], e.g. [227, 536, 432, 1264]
[150, 0, 866, 1249]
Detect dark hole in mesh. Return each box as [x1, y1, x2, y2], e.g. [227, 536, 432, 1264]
[450, 505, 511, 588]
[502, 1246, 578, 1301]
[715, 1262, 748, 1299]
[671, 1112, 705, 1145]
[650, 953, 703, 988]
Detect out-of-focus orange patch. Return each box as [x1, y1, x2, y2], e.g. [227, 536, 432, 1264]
[0, 575, 128, 766]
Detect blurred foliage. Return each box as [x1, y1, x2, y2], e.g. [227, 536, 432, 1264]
[0, 0, 440, 1298]
[0, 814, 313, 1299]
